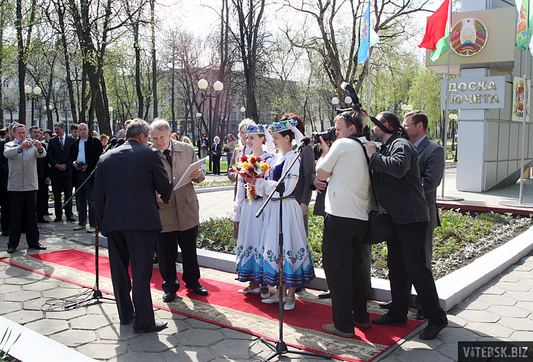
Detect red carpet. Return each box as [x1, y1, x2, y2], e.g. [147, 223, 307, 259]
[3, 248, 424, 361]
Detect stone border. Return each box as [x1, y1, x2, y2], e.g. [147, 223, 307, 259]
[0, 315, 97, 362]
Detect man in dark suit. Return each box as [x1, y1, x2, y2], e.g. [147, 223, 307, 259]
[363, 111, 447, 340]
[211, 136, 222, 175]
[94, 118, 172, 333]
[403, 110, 445, 319]
[69, 123, 103, 233]
[29, 127, 51, 223]
[47, 122, 76, 222]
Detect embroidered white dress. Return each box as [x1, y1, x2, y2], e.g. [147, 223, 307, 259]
[233, 152, 274, 283]
[255, 150, 315, 287]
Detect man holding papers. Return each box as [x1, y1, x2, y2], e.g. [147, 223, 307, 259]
[150, 119, 208, 302]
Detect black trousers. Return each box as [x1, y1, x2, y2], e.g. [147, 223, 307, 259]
[36, 180, 49, 220]
[386, 222, 446, 326]
[322, 214, 369, 333]
[74, 172, 95, 227]
[107, 230, 157, 330]
[0, 184, 9, 234]
[156, 226, 201, 293]
[212, 156, 221, 175]
[51, 175, 73, 219]
[8, 191, 40, 249]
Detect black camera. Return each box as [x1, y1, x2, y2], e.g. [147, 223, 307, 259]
[312, 126, 336, 144]
[76, 161, 86, 171]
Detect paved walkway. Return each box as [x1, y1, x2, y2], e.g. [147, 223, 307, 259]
[0, 169, 533, 361]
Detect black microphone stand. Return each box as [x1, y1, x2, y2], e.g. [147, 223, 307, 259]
[256, 143, 331, 361]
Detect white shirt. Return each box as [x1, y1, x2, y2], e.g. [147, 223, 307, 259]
[77, 138, 87, 164]
[317, 137, 370, 220]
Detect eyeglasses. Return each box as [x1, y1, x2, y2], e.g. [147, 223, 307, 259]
[402, 122, 419, 128]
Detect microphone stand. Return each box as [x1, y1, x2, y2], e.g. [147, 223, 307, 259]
[256, 144, 331, 361]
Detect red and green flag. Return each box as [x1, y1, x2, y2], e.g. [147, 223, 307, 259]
[517, 0, 533, 51]
[418, 0, 450, 62]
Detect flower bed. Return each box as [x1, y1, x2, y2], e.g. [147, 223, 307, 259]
[197, 208, 532, 280]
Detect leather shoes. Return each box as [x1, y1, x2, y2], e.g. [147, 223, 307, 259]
[186, 284, 208, 296]
[28, 243, 47, 250]
[162, 292, 176, 303]
[318, 290, 331, 299]
[7, 247, 16, 254]
[133, 321, 168, 333]
[322, 323, 355, 338]
[419, 320, 448, 340]
[353, 319, 371, 329]
[53, 218, 62, 222]
[417, 308, 427, 320]
[120, 313, 135, 325]
[372, 314, 407, 326]
[379, 301, 393, 309]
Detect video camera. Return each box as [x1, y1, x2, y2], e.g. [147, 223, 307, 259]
[76, 161, 86, 171]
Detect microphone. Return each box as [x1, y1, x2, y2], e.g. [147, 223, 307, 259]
[103, 137, 118, 153]
[297, 137, 311, 151]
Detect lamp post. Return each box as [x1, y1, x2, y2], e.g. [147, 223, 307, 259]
[195, 112, 202, 141]
[197, 79, 223, 173]
[401, 104, 413, 112]
[331, 97, 339, 130]
[109, 107, 114, 135]
[24, 85, 41, 125]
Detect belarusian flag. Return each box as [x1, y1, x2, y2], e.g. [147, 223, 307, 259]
[516, 0, 533, 51]
[418, 0, 450, 62]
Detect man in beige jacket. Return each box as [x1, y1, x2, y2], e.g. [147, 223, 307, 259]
[4, 123, 47, 253]
[150, 119, 207, 302]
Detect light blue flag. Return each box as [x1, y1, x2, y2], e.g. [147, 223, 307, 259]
[357, 2, 380, 64]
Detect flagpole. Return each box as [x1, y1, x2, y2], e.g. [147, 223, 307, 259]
[366, 2, 371, 113]
[440, 0, 452, 200]
[519, 13, 529, 204]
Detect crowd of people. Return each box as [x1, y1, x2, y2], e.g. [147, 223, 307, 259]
[1, 108, 447, 340]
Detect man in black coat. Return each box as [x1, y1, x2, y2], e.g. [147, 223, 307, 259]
[363, 111, 447, 341]
[69, 123, 103, 233]
[47, 122, 76, 222]
[30, 126, 51, 223]
[94, 119, 172, 333]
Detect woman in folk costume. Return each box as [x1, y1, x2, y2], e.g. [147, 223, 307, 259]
[255, 115, 315, 311]
[233, 124, 275, 297]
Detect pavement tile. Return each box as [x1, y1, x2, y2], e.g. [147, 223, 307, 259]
[155, 308, 188, 320]
[499, 274, 521, 283]
[511, 331, 533, 340]
[512, 264, 533, 272]
[436, 327, 481, 343]
[399, 339, 442, 351]
[0, 301, 22, 315]
[23, 297, 52, 311]
[22, 280, 60, 291]
[157, 319, 190, 335]
[4, 290, 41, 302]
[24, 318, 69, 336]
[4, 275, 43, 285]
[86, 300, 119, 316]
[475, 294, 517, 306]
[186, 317, 223, 330]
[437, 342, 459, 361]
[397, 349, 454, 362]
[97, 323, 138, 341]
[3, 310, 43, 324]
[487, 305, 530, 318]
[175, 328, 224, 346]
[1, 284, 23, 294]
[456, 310, 500, 323]
[0, 266, 30, 278]
[506, 271, 533, 280]
[161, 346, 217, 362]
[71, 314, 113, 330]
[516, 301, 533, 311]
[76, 340, 129, 360]
[50, 329, 97, 347]
[45, 307, 87, 320]
[42, 287, 84, 299]
[446, 314, 467, 328]
[499, 317, 533, 331]
[107, 352, 166, 362]
[480, 285, 506, 295]
[220, 328, 256, 340]
[129, 333, 178, 352]
[456, 298, 490, 310]
[466, 322, 513, 338]
[211, 338, 265, 359]
[502, 290, 533, 301]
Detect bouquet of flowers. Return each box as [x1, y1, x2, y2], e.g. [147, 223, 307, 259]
[232, 155, 270, 202]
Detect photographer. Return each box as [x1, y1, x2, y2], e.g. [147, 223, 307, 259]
[363, 111, 447, 340]
[69, 123, 103, 233]
[315, 110, 372, 338]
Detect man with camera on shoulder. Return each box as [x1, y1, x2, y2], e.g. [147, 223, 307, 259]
[315, 110, 372, 338]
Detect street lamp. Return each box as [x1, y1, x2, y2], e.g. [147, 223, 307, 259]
[25, 85, 41, 125]
[345, 96, 353, 105]
[109, 106, 114, 135]
[197, 78, 223, 173]
[401, 104, 413, 112]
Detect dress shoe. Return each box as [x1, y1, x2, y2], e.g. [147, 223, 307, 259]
[28, 243, 47, 250]
[120, 313, 135, 325]
[37, 219, 49, 223]
[133, 321, 168, 333]
[87, 227, 96, 233]
[1, 231, 9, 237]
[7, 247, 16, 254]
[53, 218, 62, 222]
[186, 284, 208, 296]
[66, 217, 76, 222]
[322, 323, 355, 338]
[73, 225, 86, 231]
[372, 314, 407, 326]
[416, 308, 427, 321]
[162, 292, 176, 303]
[353, 319, 371, 329]
[238, 286, 260, 295]
[379, 301, 393, 309]
[419, 320, 448, 340]
[284, 297, 296, 311]
[318, 290, 331, 299]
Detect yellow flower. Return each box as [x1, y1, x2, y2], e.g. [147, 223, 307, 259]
[242, 162, 251, 169]
[261, 163, 270, 171]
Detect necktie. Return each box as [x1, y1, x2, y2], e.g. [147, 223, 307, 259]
[163, 149, 172, 168]
[59, 136, 63, 149]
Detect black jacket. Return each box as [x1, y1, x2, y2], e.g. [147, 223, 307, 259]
[47, 134, 76, 178]
[69, 135, 104, 185]
[368, 134, 429, 225]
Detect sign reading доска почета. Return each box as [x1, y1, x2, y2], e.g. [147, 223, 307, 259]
[441, 76, 505, 110]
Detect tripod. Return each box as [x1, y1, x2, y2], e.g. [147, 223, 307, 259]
[256, 146, 331, 361]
